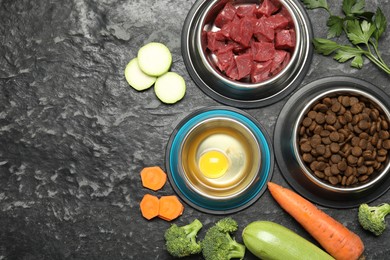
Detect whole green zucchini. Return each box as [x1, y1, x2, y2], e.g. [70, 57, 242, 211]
[242, 221, 334, 260]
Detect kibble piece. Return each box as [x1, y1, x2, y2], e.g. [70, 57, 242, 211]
[329, 176, 339, 185]
[341, 96, 350, 107]
[314, 170, 325, 178]
[302, 153, 313, 163]
[337, 160, 348, 171]
[358, 120, 370, 130]
[331, 102, 341, 113]
[330, 164, 340, 175]
[302, 117, 312, 127]
[320, 130, 330, 137]
[323, 97, 332, 106]
[347, 155, 358, 164]
[331, 154, 342, 163]
[351, 146, 362, 157]
[316, 145, 326, 155]
[326, 113, 337, 124]
[315, 112, 326, 124]
[315, 161, 327, 171]
[330, 142, 340, 153]
[301, 142, 312, 152]
[357, 166, 368, 175]
[307, 110, 317, 119]
[351, 102, 364, 114]
[359, 175, 369, 182]
[329, 131, 340, 142]
[379, 130, 390, 139]
[382, 139, 390, 149]
[381, 120, 389, 130]
[378, 149, 388, 156]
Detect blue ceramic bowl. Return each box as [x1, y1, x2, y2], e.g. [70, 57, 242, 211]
[166, 107, 274, 214]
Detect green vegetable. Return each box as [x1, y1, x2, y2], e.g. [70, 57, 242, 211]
[154, 72, 186, 104]
[242, 221, 334, 260]
[164, 219, 203, 258]
[202, 217, 246, 260]
[358, 203, 390, 236]
[137, 42, 172, 76]
[124, 58, 157, 91]
[301, 0, 390, 74]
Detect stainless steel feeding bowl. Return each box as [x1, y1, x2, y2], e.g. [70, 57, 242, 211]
[166, 107, 274, 214]
[182, 0, 313, 108]
[274, 76, 390, 208]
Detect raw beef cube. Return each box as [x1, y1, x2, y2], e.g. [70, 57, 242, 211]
[215, 2, 237, 28]
[235, 52, 253, 79]
[257, 0, 279, 17]
[227, 40, 247, 54]
[229, 16, 254, 47]
[236, 4, 257, 18]
[225, 59, 239, 80]
[206, 31, 227, 51]
[215, 46, 234, 72]
[275, 29, 296, 49]
[221, 21, 233, 38]
[253, 17, 274, 42]
[251, 60, 272, 83]
[265, 14, 289, 29]
[252, 41, 276, 62]
[279, 6, 294, 26]
[271, 50, 289, 75]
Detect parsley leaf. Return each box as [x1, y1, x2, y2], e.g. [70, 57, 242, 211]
[346, 20, 375, 45]
[334, 47, 364, 68]
[343, 0, 365, 16]
[303, 0, 390, 74]
[374, 7, 387, 40]
[327, 16, 344, 38]
[300, 0, 329, 12]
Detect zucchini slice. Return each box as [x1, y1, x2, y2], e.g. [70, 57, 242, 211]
[154, 72, 186, 104]
[137, 42, 172, 76]
[124, 58, 157, 91]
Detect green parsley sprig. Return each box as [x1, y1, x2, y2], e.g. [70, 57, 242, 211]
[301, 0, 390, 74]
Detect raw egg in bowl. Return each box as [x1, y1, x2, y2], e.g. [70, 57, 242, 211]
[166, 106, 274, 214]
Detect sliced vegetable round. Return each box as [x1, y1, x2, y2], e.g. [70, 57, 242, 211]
[137, 42, 172, 76]
[124, 58, 157, 91]
[154, 72, 186, 104]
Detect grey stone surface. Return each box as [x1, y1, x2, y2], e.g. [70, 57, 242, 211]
[0, 0, 389, 259]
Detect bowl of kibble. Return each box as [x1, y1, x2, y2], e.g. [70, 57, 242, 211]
[274, 76, 390, 208]
[181, 0, 313, 108]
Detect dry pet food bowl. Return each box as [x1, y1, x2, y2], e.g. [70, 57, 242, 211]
[274, 76, 390, 208]
[166, 107, 274, 214]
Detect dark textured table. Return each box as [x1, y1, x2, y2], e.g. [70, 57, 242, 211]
[1, 0, 389, 259]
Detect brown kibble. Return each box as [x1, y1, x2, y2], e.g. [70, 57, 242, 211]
[302, 153, 313, 163]
[302, 117, 313, 127]
[316, 145, 326, 155]
[377, 156, 387, 163]
[322, 137, 331, 145]
[314, 103, 328, 112]
[338, 115, 347, 125]
[379, 130, 390, 139]
[326, 113, 337, 125]
[351, 137, 360, 147]
[329, 131, 340, 142]
[381, 120, 389, 130]
[331, 154, 342, 163]
[301, 142, 312, 152]
[320, 130, 330, 137]
[330, 142, 340, 153]
[358, 175, 369, 182]
[337, 160, 348, 171]
[347, 155, 358, 164]
[314, 170, 325, 178]
[358, 139, 368, 150]
[331, 102, 341, 113]
[330, 164, 340, 175]
[357, 156, 364, 167]
[314, 125, 323, 135]
[341, 96, 350, 107]
[341, 175, 347, 185]
[351, 102, 364, 114]
[378, 149, 388, 156]
[311, 135, 322, 147]
[315, 112, 326, 124]
[324, 167, 332, 177]
[358, 120, 370, 130]
[307, 110, 317, 119]
[352, 146, 362, 157]
[345, 166, 354, 177]
[382, 139, 390, 149]
[357, 166, 368, 175]
[346, 175, 355, 185]
[323, 97, 332, 106]
[315, 161, 327, 171]
[329, 176, 339, 185]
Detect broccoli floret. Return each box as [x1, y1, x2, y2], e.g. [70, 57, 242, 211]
[164, 219, 203, 258]
[202, 217, 245, 260]
[358, 203, 390, 236]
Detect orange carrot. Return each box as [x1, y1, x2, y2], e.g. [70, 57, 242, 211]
[140, 166, 167, 191]
[158, 195, 184, 221]
[140, 194, 160, 220]
[267, 182, 364, 260]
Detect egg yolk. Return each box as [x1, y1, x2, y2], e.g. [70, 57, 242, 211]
[199, 150, 229, 179]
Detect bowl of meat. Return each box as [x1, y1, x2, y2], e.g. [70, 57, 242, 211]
[182, 0, 313, 108]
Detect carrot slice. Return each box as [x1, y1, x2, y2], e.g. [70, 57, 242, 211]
[140, 194, 160, 220]
[140, 166, 167, 191]
[158, 195, 184, 221]
[267, 182, 364, 260]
